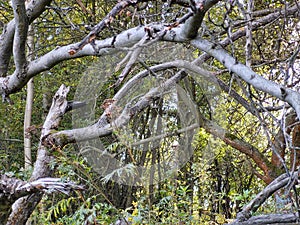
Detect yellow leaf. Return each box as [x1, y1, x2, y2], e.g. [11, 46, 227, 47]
[215, 214, 226, 224]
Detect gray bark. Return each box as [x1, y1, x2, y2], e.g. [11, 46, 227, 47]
[0, 0, 52, 77]
[7, 85, 70, 224]
[0, 1, 300, 224]
[0, 175, 83, 224]
[24, 25, 35, 170]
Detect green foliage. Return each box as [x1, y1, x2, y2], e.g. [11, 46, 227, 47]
[233, 189, 255, 208]
[32, 195, 119, 225]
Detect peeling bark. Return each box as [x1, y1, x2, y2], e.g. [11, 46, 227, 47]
[0, 175, 83, 224]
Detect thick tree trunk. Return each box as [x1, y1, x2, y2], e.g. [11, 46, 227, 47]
[7, 85, 70, 224]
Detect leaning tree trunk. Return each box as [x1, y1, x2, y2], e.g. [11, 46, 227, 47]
[6, 85, 70, 225]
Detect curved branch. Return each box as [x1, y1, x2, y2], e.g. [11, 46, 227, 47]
[0, 175, 83, 225]
[46, 58, 274, 183]
[202, 118, 273, 184]
[1, 3, 298, 96]
[47, 60, 214, 146]
[231, 172, 299, 223]
[191, 38, 300, 120]
[0, 22, 188, 96]
[0, 0, 52, 77]
[70, 0, 220, 54]
[69, 0, 149, 55]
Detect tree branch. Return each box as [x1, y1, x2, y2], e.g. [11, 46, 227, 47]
[7, 84, 70, 224]
[180, 0, 220, 39]
[230, 172, 299, 224]
[195, 3, 300, 64]
[45, 57, 274, 184]
[0, 20, 15, 77]
[1, 3, 298, 96]
[47, 60, 214, 147]
[68, 0, 149, 55]
[12, 0, 29, 73]
[231, 213, 299, 225]
[201, 117, 274, 184]
[191, 38, 300, 120]
[0, 0, 52, 77]
[0, 175, 83, 224]
[0, 21, 188, 96]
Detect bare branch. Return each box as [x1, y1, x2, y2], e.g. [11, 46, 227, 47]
[115, 36, 147, 86]
[0, 0, 52, 77]
[245, 0, 254, 67]
[195, 3, 300, 64]
[68, 0, 148, 55]
[230, 213, 299, 225]
[47, 60, 215, 147]
[0, 175, 83, 224]
[1, 3, 298, 97]
[217, 78, 258, 115]
[231, 172, 299, 223]
[191, 38, 300, 120]
[20, 177, 84, 195]
[0, 21, 15, 77]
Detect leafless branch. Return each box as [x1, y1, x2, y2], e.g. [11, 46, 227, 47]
[0, 175, 83, 224]
[192, 38, 300, 120]
[0, 0, 52, 76]
[231, 172, 299, 223]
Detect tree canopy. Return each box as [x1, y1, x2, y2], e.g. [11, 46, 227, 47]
[0, 0, 300, 224]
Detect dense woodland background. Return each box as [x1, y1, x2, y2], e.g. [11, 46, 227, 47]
[0, 0, 300, 224]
